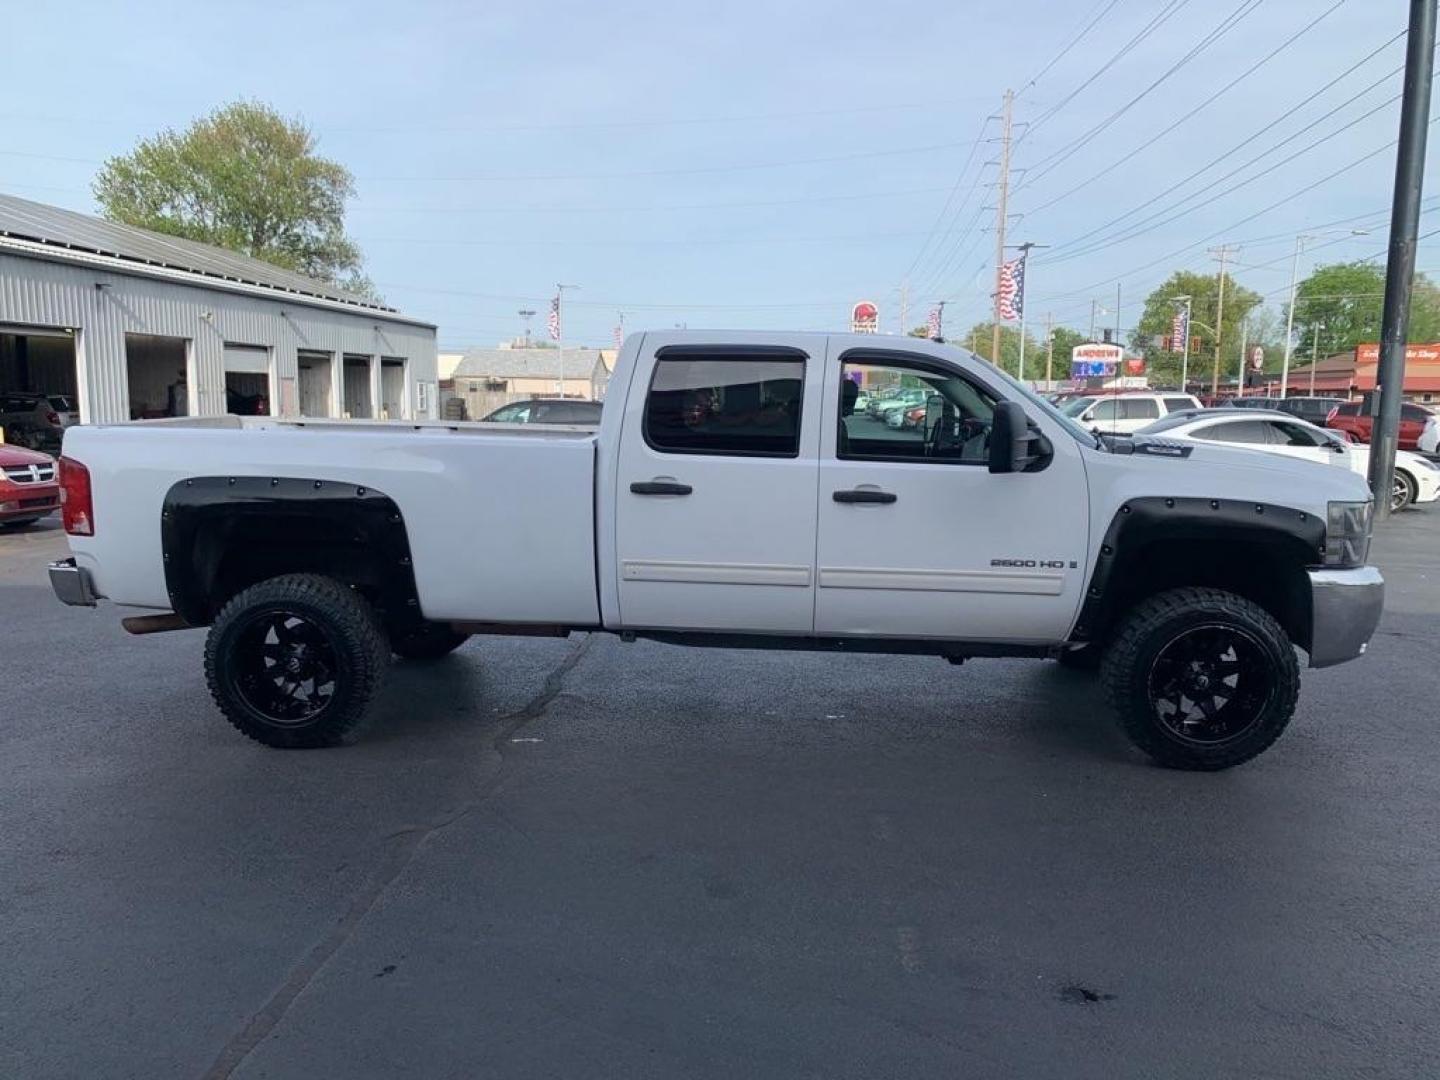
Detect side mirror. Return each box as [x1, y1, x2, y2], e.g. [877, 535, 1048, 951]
[989, 401, 1051, 474]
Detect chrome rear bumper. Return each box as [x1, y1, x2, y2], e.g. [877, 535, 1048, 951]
[1307, 566, 1384, 668]
[48, 557, 96, 607]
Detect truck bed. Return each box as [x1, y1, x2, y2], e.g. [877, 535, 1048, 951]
[64, 417, 602, 624]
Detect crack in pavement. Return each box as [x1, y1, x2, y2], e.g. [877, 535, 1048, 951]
[199, 633, 595, 1080]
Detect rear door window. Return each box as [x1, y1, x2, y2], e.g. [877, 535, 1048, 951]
[1162, 396, 1195, 413]
[644, 355, 805, 457]
[1120, 399, 1160, 420]
[1192, 420, 1270, 444]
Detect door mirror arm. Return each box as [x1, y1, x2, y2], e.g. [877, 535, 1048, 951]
[989, 401, 1052, 474]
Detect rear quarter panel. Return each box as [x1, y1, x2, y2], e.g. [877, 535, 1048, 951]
[62, 421, 600, 624]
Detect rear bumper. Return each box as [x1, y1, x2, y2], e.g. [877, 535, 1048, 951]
[49, 557, 96, 607]
[1307, 566, 1384, 668]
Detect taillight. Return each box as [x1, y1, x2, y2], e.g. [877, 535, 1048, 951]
[59, 456, 94, 536]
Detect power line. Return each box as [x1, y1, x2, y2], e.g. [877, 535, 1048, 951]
[1021, 0, 1363, 216]
[1045, 84, 1404, 265]
[900, 119, 992, 283]
[1021, 0, 1194, 145]
[1017, 0, 1128, 97]
[1020, 0, 1269, 186]
[352, 185, 954, 216]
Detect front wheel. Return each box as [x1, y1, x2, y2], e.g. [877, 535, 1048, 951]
[205, 574, 390, 748]
[1391, 470, 1417, 513]
[1101, 588, 1299, 770]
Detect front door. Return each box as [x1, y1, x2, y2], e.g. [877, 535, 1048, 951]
[815, 345, 1090, 643]
[614, 341, 823, 633]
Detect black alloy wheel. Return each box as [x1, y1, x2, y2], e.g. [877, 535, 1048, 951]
[1145, 623, 1274, 746]
[228, 610, 341, 725]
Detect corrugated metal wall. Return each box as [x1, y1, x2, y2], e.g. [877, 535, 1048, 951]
[0, 251, 438, 424]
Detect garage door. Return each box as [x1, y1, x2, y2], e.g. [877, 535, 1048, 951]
[223, 344, 270, 374]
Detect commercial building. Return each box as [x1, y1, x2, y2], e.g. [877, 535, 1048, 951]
[1285, 343, 1440, 403]
[443, 347, 611, 418]
[0, 194, 438, 436]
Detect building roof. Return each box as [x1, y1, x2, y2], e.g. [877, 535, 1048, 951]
[0, 192, 398, 315]
[451, 348, 610, 380]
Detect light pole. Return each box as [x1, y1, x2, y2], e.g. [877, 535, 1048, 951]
[1309, 321, 1325, 395]
[556, 284, 577, 397]
[1281, 230, 1368, 398]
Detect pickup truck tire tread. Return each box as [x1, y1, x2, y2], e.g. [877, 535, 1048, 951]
[391, 624, 471, 661]
[1101, 587, 1299, 771]
[204, 574, 389, 748]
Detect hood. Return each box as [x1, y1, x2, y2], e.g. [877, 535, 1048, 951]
[1166, 439, 1373, 499]
[0, 443, 55, 468]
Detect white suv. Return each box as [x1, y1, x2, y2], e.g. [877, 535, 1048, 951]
[1060, 391, 1203, 435]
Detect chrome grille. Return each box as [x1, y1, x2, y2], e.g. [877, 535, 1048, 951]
[2, 462, 55, 484]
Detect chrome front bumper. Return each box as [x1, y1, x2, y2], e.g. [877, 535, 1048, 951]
[1307, 566, 1384, 668]
[48, 557, 96, 607]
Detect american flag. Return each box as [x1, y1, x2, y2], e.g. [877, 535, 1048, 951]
[547, 295, 561, 341]
[1170, 306, 1189, 354]
[927, 306, 941, 339]
[997, 256, 1025, 322]
[613, 324, 623, 349]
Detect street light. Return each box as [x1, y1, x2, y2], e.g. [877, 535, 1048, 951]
[1169, 296, 1215, 393]
[1281, 229, 1369, 397]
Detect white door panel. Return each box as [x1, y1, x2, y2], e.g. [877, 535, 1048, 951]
[815, 346, 1090, 643]
[614, 343, 823, 633]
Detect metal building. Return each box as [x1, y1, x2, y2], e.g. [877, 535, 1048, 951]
[0, 193, 437, 446]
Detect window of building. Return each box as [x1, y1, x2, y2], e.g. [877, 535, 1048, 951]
[644, 354, 804, 456]
[838, 356, 997, 464]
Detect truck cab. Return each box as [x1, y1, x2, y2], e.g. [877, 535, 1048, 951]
[49, 331, 1385, 770]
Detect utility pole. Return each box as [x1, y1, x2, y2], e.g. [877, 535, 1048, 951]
[1044, 312, 1055, 387]
[1209, 245, 1238, 398]
[1236, 318, 1249, 397]
[991, 89, 1014, 365]
[1089, 300, 1098, 341]
[934, 300, 947, 341]
[899, 280, 909, 336]
[1371, 0, 1436, 519]
[1114, 283, 1122, 346]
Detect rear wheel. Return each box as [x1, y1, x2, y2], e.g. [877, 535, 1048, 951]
[205, 574, 389, 748]
[1391, 470, 1417, 513]
[391, 622, 471, 660]
[1102, 587, 1299, 770]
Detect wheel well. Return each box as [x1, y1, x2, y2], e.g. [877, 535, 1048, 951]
[1087, 537, 1313, 652]
[162, 477, 420, 628]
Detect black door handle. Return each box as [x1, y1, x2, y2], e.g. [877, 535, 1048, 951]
[833, 489, 897, 504]
[631, 480, 693, 496]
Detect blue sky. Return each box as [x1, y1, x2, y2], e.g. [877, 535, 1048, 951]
[2, 0, 1429, 348]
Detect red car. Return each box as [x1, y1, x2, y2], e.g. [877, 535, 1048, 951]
[1325, 400, 1438, 450]
[0, 444, 60, 528]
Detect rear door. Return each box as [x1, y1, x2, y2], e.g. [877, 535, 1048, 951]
[614, 341, 822, 633]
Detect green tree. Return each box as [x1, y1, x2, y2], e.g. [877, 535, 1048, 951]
[961, 322, 1041, 377]
[907, 324, 933, 338]
[1287, 261, 1440, 352]
[1135, 270, 1262, 387]
[93, 101, 375, 298]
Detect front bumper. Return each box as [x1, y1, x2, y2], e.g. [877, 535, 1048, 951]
[1307, 566, 1384, 668]
[48, 557, 96, 607]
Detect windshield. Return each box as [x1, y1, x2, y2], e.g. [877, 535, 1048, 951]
[1060, 396, 1096, 418]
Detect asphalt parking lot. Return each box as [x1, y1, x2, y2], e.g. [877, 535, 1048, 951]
[3, 509, 1439, 1079]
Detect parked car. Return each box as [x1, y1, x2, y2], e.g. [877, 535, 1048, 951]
[47, 395, 79, 427]
[852, 391, 871, 413]
[1139, 408, 1439, 512]
[1059, 391, 1203, 435]
[1326, 400, 1437, 450]
[482, 398, 603, 425]
[0, 444, 59, 527]
[873, 388, 927, 422]
[0, 392, 65, 452]
[1272, 396, 1347, 426]
[49, 331, 1385, 771]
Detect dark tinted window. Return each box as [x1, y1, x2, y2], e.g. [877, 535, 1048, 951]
[1192, 420, 1270, 444]
[1402, 403, 1432, 420]
[1335, 402, 1361, 417]
[1266, 420, 1326, 447]
[1162, 396, 1196, 412]
[1120, 399, 1160, 420]
[645, 355, 804, 456]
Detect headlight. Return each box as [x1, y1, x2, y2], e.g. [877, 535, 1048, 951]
[1324, 500, 1373, 567]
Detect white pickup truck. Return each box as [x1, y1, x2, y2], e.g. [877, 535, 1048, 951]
[48, 331, 1385, 770]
